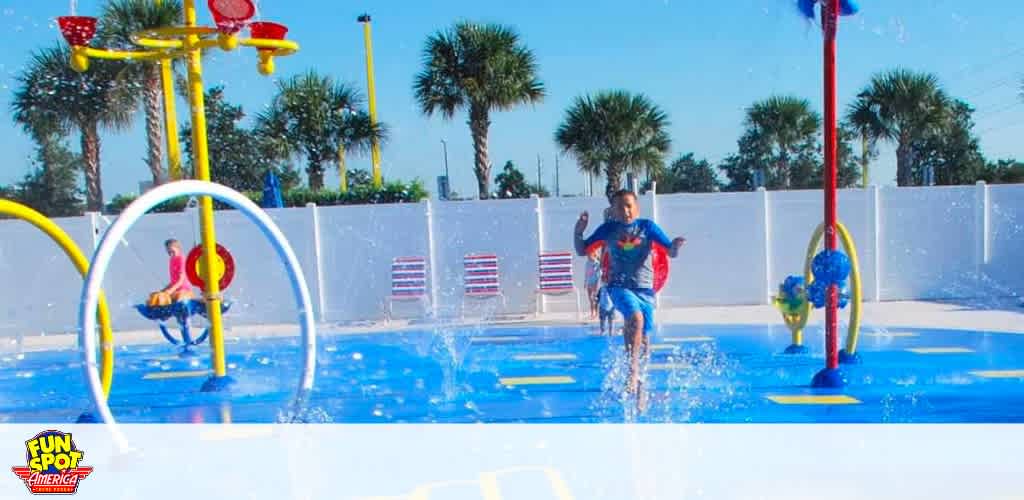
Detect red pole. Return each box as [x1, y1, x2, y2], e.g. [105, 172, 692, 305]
[822, 0, 840, 370]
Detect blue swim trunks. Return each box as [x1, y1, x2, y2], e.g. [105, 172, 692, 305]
[607, 287, 655, 336]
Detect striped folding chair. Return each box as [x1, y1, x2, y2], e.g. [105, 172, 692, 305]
[385, 256, 430, 322]
[462, 253, 504, 318]
[536, 251, 582, 320]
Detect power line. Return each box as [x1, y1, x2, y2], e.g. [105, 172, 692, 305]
[946, 45, 1024, 85]
[978, 116, 1024, 136]
[974, 100, 1023, 120]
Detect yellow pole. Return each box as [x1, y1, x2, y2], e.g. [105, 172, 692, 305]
[338, 143, 348, 193]
[0, 200, 115, 397]
[183, 0, 228, 380]
[359, 15, 382, 188]
[161, 59, 183, 180]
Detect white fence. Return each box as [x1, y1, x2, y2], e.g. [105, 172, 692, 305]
[1, 183, 1022, 337]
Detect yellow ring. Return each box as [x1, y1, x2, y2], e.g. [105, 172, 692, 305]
[238, 38, 300, 57]
[797, 221, 863, 355]
[0, 200, 114, 397]
[80, 46, 181, 62]
[131, 26, 218, 47]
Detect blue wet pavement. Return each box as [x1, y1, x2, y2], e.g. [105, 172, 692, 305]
[1, 323, 1022, 423]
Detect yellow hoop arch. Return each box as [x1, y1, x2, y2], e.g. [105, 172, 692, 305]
[0, 200, 114, 396]
[796, 221, 863, 356]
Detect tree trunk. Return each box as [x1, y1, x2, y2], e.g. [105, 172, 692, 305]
[80, 123, 103, 212]
[779, 148, 790, 190]
[338, 143, 348, 193]
[143, 64, 165, 185]
[307, 160, 325, 192]
[860, 134, 870, 188]
[468, 104, 491, 199]
[896, 135, 913, 186]
[605, 165, 623, 202]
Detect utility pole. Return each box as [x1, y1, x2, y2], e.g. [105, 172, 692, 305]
[555, 155, 560, 197]
[536, 154, 542, 192]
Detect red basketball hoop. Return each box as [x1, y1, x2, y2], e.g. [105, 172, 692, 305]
[57, 16, 97, 46]
[208, 0, 255, 34]
[250, 21, 288, 43]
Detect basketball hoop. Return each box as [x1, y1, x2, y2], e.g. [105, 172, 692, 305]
[208, 0, 255, 34]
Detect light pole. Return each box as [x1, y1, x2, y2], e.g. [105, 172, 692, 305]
[537, 155, 542, 192]
[441, 140, 450, 184]
[358, 13, 382, 188]
[440, 139, 450, 200]
[555, 155, 560, 198]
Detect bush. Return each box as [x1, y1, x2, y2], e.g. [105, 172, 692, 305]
[104, 180, 428, 214]
[105, 194, 188, 214]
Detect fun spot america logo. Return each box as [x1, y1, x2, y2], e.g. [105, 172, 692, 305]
[11, 430, 93, 495]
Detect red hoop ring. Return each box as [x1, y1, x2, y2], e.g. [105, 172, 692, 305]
[185, 244, 236, 291]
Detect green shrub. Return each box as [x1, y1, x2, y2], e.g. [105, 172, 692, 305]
[104, 179, 427, 214]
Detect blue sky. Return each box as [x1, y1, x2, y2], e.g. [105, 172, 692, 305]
[0, 0, 1021, 199]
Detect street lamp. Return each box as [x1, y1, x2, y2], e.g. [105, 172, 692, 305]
[357, 13, 382, 188]
[441, 139, 450, 183]
[439, 139, 450, 200]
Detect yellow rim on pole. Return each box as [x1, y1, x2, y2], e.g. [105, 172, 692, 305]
[796, 221, 863, 355]
[0, 200, 114, 397]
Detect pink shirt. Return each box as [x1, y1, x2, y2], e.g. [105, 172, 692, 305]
[167, 254, 188, 293]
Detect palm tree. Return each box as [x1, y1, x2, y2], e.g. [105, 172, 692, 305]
[844, 98, 884, 187]
[849, 69, 950, 186]
[256, 71, 383, 191]
[11, 45, 135, 211]
[555, 90, 670, 200]
[99, 0, 183, 186]
[744, 96, 820, 189]
[414, 22, 545, 199]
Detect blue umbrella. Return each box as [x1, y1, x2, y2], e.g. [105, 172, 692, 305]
[262, 169, 284, 209]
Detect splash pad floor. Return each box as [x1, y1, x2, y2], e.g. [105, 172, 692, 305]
[2, 322, 1023, 424]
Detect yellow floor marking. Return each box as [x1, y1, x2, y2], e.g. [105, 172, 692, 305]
[470, 336, 525, 343]
[648, 363, 690, 371]
[661, 336, 715, 343]
[969, 370, 1024, 379]
[146, 355, 191, 362]
[512, 353, 577, 361]
[143, 369, 211, 380]
[863, 332, 920, 338]
[767, 395, 861, 405]
[906, 347, 974, 354]
[499, 375, 575, 387]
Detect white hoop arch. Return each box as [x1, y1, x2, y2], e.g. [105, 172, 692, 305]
[78, 180, 316, 450]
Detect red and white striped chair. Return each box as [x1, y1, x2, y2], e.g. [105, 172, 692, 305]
[536, 251, 582, 320]
[462, 253, 505, 318]
[385, 256, 430, 322]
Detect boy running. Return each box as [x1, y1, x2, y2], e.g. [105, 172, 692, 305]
[574, 190, 685, 410]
